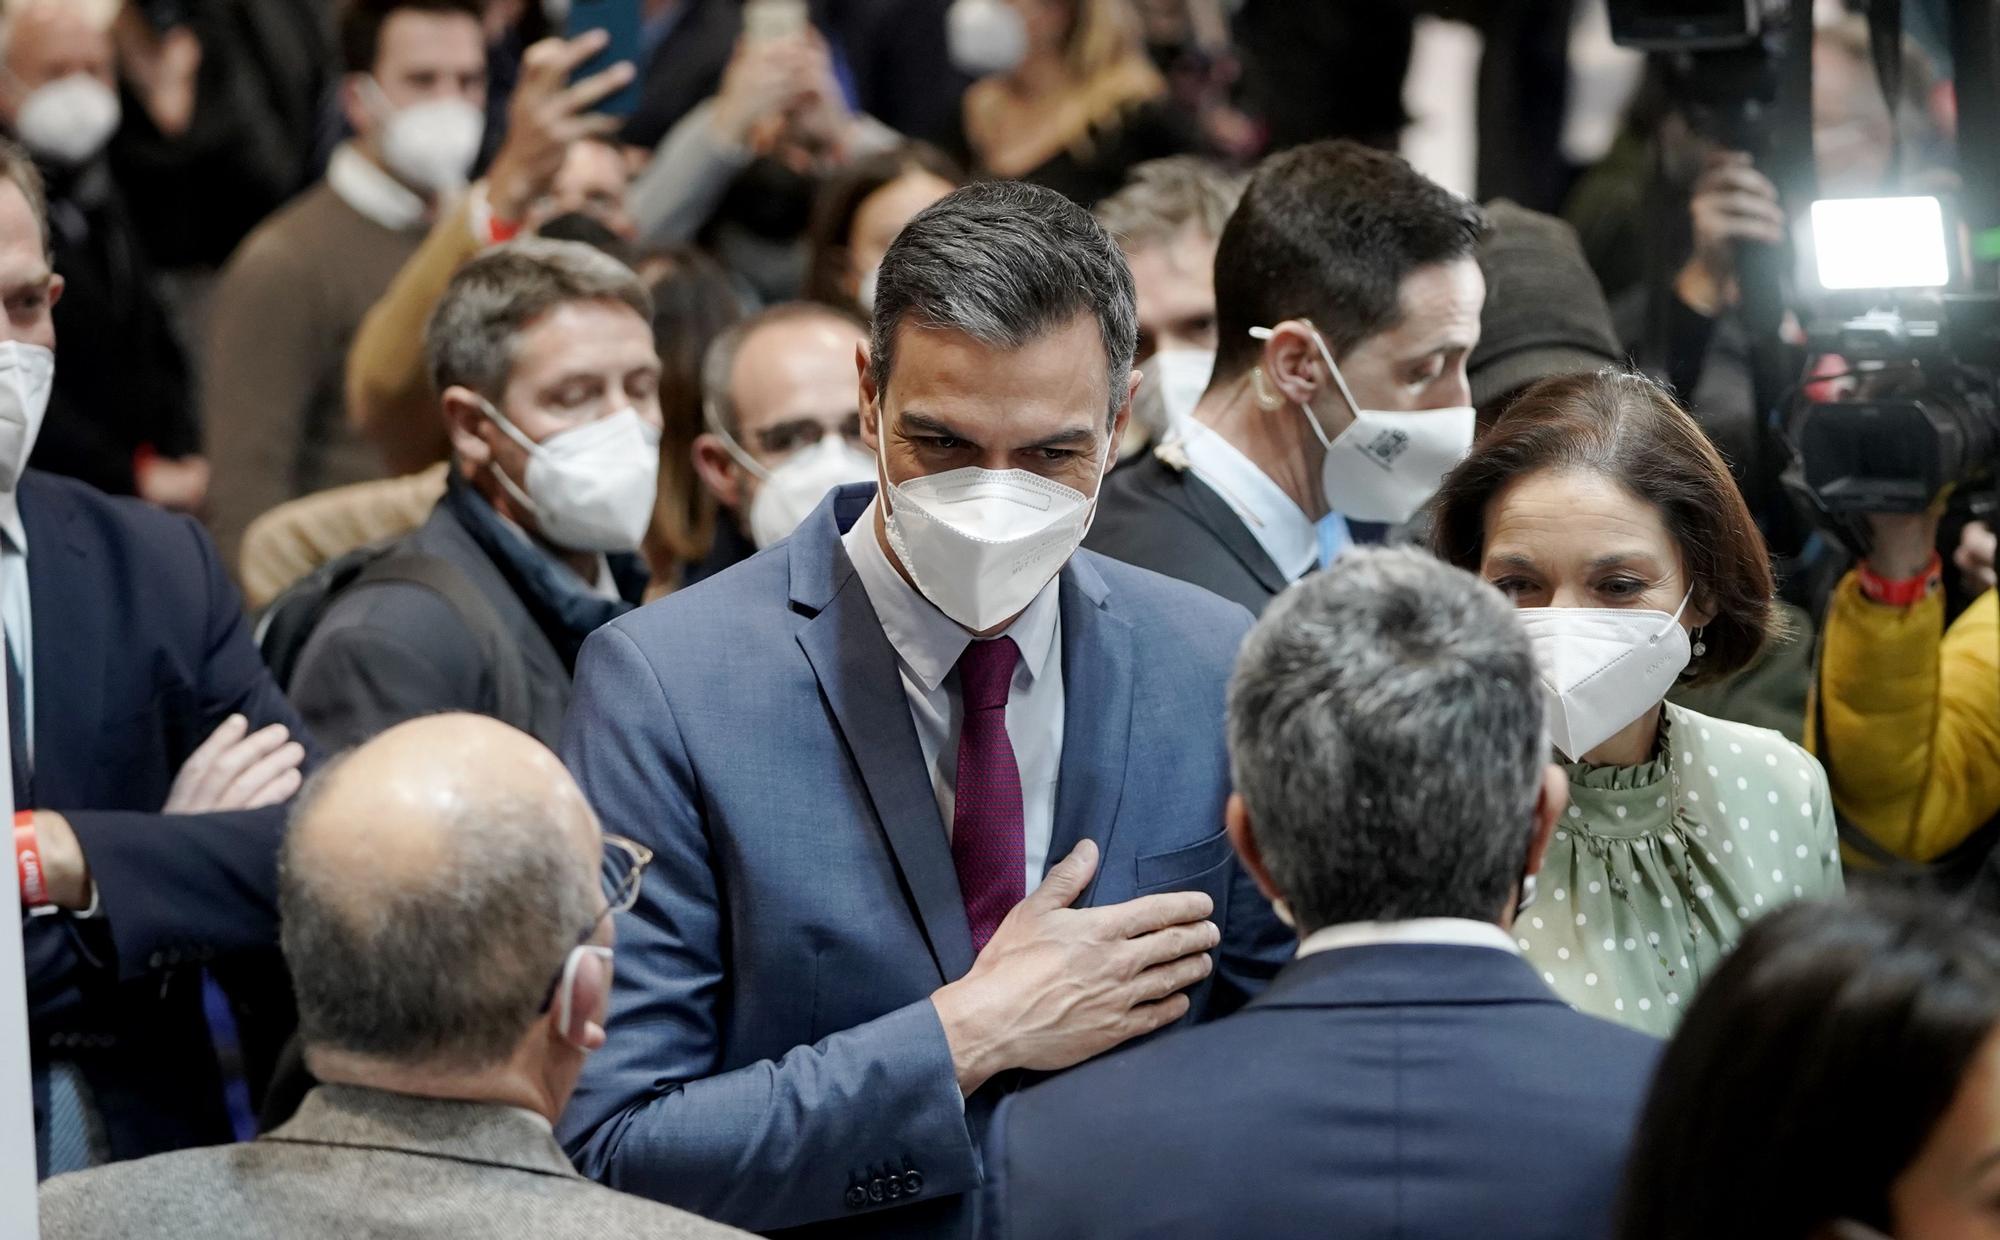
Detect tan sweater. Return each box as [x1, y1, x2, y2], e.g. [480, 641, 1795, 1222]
[203, 179, 426, 571]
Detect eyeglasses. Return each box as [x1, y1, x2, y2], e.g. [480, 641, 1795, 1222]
[536, 834, 652, 1014]
[752, 415, 865, 458]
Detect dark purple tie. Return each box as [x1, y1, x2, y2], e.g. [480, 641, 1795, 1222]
[952, 637, 1024, 954]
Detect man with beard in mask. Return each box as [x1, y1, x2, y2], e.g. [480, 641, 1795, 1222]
[288, 239, 658, 752]
[1086, 140, 1485, 617]
[0, 2, 204, 510]
[202, 0, 486, 570]
[685, 301, 873, 581]
[559, 181, 1289, 1237]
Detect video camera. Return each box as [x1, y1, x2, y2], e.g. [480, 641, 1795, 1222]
[1786, 197, 2000, 521]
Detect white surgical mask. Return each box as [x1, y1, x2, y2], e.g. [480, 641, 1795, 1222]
[15, 74, 121, 167]
[718, 427, 876, 549]
[364, 79, 484, 195]
[876, 420, 1109, 632]
[1133, 348, 1213, 439]
[1517, 591, 1694, 761]
[0, 341, 53, 493]
[478, 399, 661, 552]
[946, 0, 1029, 76]
[1250, 325, 1476, 524]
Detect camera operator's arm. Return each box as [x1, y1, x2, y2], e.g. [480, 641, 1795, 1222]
[1816, 511, 2000, 862]
[1661, 153, 1787, 397]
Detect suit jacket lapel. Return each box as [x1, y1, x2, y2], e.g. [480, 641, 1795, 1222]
[20, 478, 105, 808]
[1168, 465, 1291, 597]
[1046, 555, 1134, 904]
[793, 488, 974, 983]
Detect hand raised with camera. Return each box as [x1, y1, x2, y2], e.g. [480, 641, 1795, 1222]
[1676, 152, 1787, 317]
[485, 31, 636, 225]
[930, 839, 1219, 1096]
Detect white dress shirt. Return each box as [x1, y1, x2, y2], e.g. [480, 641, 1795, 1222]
[842, 499, 1063, 892]
[1176, 421, 1318, 582]
[0, 489, 32, 764]
[1294, 917, 1522, 960]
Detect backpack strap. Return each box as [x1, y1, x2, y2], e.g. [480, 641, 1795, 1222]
[353, 552, 536, 735]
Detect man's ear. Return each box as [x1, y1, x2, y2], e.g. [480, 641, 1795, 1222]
[856, 342, 880, 450]
[1260, 320, 1325, 409]
[338, 73, 376, 142]
[692, 432, 745, 511]
[1225, 793, 1284, 909]
[441, 386, 493, 468]
[556, 949, 612, 1053]
[45, 273, 62, 311]
[1526, 764, 1567, 877]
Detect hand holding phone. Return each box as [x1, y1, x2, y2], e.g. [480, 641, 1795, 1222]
[564, 0, 644, 118]
[743, 0, 809, 42]
[486, 31, 636, 224]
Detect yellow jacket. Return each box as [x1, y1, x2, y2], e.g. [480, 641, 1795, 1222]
[1812, 574, 2000, 862]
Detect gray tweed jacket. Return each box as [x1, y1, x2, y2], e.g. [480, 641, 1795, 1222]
[37, 1084, 749, 1239]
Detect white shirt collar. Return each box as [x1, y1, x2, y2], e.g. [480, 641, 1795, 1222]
[1174, 421, 1318, 580]
[841, 497, 1062, 694]
[1294, 918, 1521, 960]
[0, 490, 25, 559]
[326, 142, 429, 232]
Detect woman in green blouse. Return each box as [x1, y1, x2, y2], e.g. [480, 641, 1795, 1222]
[1430, 371, 1841, 1034]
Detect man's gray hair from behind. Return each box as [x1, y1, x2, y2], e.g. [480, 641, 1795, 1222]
[869, 180, 1138, 429]
[279, 758, 601, 1072]
[1225, 547, 1548, 936]
[1094, 155, 1246, 255]
[426, 237, 653, 404]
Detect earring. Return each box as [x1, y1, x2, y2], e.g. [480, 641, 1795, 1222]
[1690, 626, 1707, 660]
[1249, 366, 1284, 411]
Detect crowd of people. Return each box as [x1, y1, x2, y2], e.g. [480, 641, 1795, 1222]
[7, 0, 2000, 1237]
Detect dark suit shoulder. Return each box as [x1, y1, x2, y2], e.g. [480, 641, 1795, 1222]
[1074, 548, 1253, 661]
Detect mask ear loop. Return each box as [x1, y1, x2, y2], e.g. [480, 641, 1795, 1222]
[555, 944, 613, 1040]
[1248, 324, 1364, 451]
[703, 398, 774, 482]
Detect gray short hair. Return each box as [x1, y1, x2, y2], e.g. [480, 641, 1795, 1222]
[701, 300, 866, 440]
[279, 759, 600, 1071]
[1094, 156, 1245, 255]
[426, 237, 653, 402]
[869, 180, 1137, 427]
[1226, 548, 1547, 933]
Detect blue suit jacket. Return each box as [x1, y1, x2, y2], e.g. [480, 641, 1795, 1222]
[984, 943, 1662, 1240]
[558, 484, 1291, 1236]
[17, 470, 320, 1165]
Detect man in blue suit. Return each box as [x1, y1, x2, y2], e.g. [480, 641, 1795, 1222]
[982, 549, 1662, 1240]
[0, 139, 317, 1175]
[559, 181, 1291, 1236]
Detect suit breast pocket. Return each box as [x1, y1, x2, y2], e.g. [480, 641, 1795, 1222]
[1134, 829, 1235, 899]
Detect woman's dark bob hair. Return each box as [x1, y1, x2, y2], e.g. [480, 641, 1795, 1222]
[1616, 894, 2000, 1240]
[1428, 369, 1775, 687]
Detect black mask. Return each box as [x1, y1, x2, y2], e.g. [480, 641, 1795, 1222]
[716, 156, 820, 241]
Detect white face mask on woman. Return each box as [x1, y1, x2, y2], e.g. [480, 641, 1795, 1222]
[946, 0, 1029, 77]
[876, 416, 1110, 632]
[478, 399, 661, 553]
[1517, 590, 1695, 761]
[1250, 324, 1476, 525]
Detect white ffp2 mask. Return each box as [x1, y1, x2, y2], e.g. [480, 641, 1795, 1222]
[946, 0, 1029, 76]
[480, 400, 661, 553]
[1518, 591, 1694, 761]
[366, 79, 484, 194]
[728, 433, 877, 549]
[16, 75, 120, 167]
[0, 341, 54, 493]
[1133, 348, 1213, 440]
[877, 426, 1108, 632]
[1251, 325, 1476, 524]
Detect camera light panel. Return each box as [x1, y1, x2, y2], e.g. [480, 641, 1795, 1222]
[1811, 197, 1951, 291]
